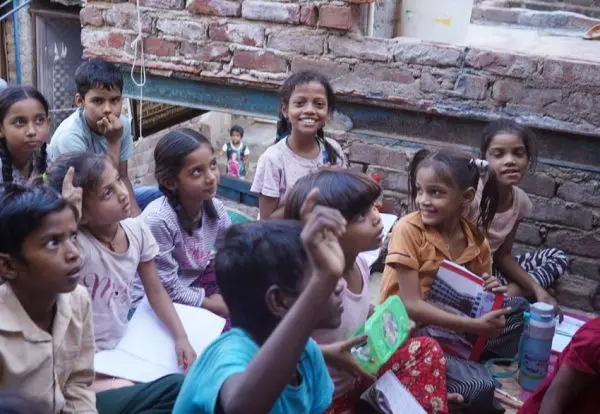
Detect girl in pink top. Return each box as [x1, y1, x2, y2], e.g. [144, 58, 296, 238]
[471, 120, 568, 309]
[251, 71, 345, 219]
[284, 170, 454, 414]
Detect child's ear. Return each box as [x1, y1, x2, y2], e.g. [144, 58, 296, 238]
[0, 253, 18, 282]
[162, 179, 178, 194]
[462, 187, 476, 206]
[280, 103, 288, 121]
[75, 94, 84, 108]
[265, 285, 292, 319]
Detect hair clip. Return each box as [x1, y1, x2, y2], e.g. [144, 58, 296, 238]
[41, 173, 47, 182]
[471, 158, 489, 170]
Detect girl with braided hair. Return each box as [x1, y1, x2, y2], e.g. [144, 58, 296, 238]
[0, 86, 49, 184]
[138, 128, 231, 323]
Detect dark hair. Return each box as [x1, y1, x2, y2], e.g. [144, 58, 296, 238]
[408, 149, 499, 234]
[0, 391, 44, 414]
[75, 59, 123, 98]
[276, 71, 341, 165]
[0, 86, 50, 183]
[230, 124, 244, 137]
[0, 184, 77, 260]
[154, 128, 218, 234]
[44, 151, 108, 202]
[216, 220, 308, 338]
[284, 170, 381, 221]
[480, 119, 537, 171]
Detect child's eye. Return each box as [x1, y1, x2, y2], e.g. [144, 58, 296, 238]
[431, 189, 442, 197]
[111, 97, 122, 105]
[35, 116, 47, 125]
[192, 168, 203, 177]
[45, 238, 59, 249]
[12, 118, 26, 127]
[102, 188, 113, 199]
[70, 232, 79, 242]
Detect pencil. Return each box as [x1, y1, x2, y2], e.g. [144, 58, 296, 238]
[494, 388, 523, 408]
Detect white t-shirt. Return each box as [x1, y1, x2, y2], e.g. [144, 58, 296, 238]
[251, 137, 345, 203]
[78, 217, 159, 351]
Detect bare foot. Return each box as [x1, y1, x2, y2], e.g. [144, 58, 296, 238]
[448, 393, 464, 413]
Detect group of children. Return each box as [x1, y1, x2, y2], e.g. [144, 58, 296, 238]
[0, 56, 596, 414]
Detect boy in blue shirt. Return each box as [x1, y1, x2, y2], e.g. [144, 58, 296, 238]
[174, 190, 346, 413]
[48, 59, 143, 215]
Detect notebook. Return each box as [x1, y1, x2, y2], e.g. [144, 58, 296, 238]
[552, 315, 586, 353]
[361, 370, 426, 414]
[94, 298, 226, 382]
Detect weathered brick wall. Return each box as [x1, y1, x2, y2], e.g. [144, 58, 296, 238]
[81, 0, 600, 138]
[83, 0, 600, 311]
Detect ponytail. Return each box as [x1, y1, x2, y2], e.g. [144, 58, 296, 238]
[34, 142, 48, 177]
[0, 140, 13, 183]
[275, 114, 289, 144]
[477, 171, 499, 234]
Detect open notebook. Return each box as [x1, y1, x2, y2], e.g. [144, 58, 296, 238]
[95, 298, 226, 383]
[552, 315, 586, 353]
[361, 370, 426, 414]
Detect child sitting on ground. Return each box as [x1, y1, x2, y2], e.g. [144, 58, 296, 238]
[139, 129, 230, 321]
[285, 170, 459, 413]
[44, 152, 196, 388]
[519, 316, 600, 414]
[47, 59, 147, 215]
[221, 124, 250, 179]
[173, 190, 346, 413]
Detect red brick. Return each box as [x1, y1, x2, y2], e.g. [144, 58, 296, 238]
[242, 1, 300, 24]
[454, 74, 488, 100]
[157, 19, 208, 42]
[348, 142, 410, 170]
[291, 57, 351, 79]
[329, 36, 390, 62]
[519, 173, 556, 198]
[80, 6, 104, 27]
[267, 28, 325, 55]
[105, 7, 154, 33]
[491, 80, 524, 103]
[542, 58, 600, 87]
[209, 22, 265, 47]
[318, 4, 359, 30]
[144, 37, 178, 57]
[465, 49, 538, 79]
[135, 0, 184, 9]
[394, 40, 462, 67]
[300, 4, 318, 26]
[187, 0, 241, 17]
[353, 63, 414, 84]
[181, 42, 230, 61]
[107, 32, 127, 49]
[233, 49, 288, 73]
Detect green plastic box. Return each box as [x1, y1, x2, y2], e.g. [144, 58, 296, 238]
[351, 296, 411, 375]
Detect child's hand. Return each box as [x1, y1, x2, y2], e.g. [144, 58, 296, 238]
[299, 188, 347, 280]
[321, 335, 375, 380]
[533, 286, 564, 323]
[202, 294, 229, 318]
[61, 167, 82, 220]
[472, 307, 512, 338]
[97, 113, 123, 142]
[482, 273, 507, 294]
[175, 336, 197, 372]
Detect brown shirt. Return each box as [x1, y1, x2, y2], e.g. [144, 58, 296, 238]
[379, 212, 492, 303]
[0, 284, 97, 413]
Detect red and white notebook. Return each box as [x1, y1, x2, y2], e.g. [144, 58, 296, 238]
[420, 260, 504, 361]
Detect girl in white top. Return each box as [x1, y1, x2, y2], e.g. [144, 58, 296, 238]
[45, 151, 196, 388]
[468, 120, 568, 309]
[251, 71, 346, 219]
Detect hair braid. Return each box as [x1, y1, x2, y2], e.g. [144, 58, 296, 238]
[0, 140, 13, 183]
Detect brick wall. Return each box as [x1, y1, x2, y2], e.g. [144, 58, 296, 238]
[81, 0, 600, 138]
[83, 0, 600, 311]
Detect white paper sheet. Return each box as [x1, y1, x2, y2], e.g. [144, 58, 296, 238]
[552, 315, 586, 353]
[361, 370, 426, 414]
[94, 298, 226, 382]
[361, 213, 398, 267]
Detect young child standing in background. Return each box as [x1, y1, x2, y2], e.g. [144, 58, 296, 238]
[221, 125, 249, 179]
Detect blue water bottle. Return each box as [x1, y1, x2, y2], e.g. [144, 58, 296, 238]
[518, 302, 556, 391]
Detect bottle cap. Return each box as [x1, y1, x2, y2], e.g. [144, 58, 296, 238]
[531, 302, 555, 317]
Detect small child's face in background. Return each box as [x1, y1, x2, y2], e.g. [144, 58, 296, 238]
[341, 206, 384, 255]
[77, 87, 122, 131]
[485, 133, 529, 187]
[283, 81, 329, 139]
[0, 98, 49, 159]
[175, 144, 219, 204]
[82, 160, 131, 227]
[230, 131, 242, 146]
[415, 167, 465, 227]
[7, 207, 81, 295]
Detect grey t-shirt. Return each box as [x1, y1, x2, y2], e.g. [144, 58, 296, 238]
[48, 108, 133, 162]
